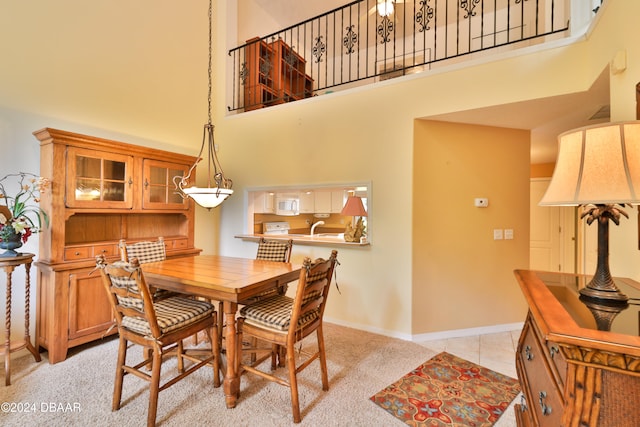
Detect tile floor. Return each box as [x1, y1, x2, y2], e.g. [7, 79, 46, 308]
[414, 328, 523, 427]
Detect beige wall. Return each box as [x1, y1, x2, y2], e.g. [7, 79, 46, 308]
[217, 1, 640, 338]
[412, 121, 530, 333]
[1, 1, 640, 347]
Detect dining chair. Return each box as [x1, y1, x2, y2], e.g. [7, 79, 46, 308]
[119, 237, 167, 264]
[96, 255, 221, 427]
[236, 250, 338, 423]
[119, 237, 174, 300]
[240, 237, 294, 305]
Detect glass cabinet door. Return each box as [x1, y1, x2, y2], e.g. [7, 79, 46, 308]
[65, 147, 133, 208]
[142, 159, 190, 210]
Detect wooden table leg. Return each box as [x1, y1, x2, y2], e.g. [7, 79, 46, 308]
[223, 300, 239, 408]
[23, 262, 40, 362]
[4, 265, 14, 386]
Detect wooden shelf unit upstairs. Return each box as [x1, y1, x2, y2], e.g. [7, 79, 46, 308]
[243, 37, 313, 111]
[35, 128, 201, 363]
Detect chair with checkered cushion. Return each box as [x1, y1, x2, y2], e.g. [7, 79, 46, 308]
[239, 238, 293, 306]
[96, 255, 221, 427]
[119, 238, 176, 300]
[120, 237, 167, 264]
[237, 250, 338, 424]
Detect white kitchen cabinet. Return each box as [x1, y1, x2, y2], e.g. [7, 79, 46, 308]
[313, 191, 331, 213]
[254, 191, 275, 213]
[299, 191, 315, 213]
[314, 190, 346, 213]
[331, 190, 346, 213]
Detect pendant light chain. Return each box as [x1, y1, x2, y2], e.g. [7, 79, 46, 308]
[207, 0, 213, 126]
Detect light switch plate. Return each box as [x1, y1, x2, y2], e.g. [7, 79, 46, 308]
[493, 229, 503, 240]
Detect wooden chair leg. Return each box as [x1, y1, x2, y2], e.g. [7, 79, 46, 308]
[144, 347, 152, 370]
[147, 346, 163, 427]
[278, 345, 286, 368]
[286, 344, 302, 423]
[113, 336, 128, 411]
[270, 343, 277, 370]
[211, 324, 221, 387]
[217, 301, 224, 349]
[177, 340, 184, 373]
[317, 326, 329, 390]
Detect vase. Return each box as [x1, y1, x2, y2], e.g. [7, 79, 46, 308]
[0, 232, 23, 257]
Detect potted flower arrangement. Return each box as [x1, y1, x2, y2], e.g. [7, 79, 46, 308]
[0, 172, 50, 257]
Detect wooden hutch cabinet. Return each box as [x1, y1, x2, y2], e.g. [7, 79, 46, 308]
[243, 37, 313, 111]
[35, 128, 201, 363]
[514, 270, 640, 426]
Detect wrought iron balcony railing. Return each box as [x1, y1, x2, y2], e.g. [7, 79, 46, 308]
[228, 0, 569, 112]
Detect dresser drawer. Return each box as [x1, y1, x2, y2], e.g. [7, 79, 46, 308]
[64, 246, 92, 261]
[64, 244, 118, 261]
[170, 238, 188, 250]
[545, 340, 567, 386]
[518, 319, 564, 426]
[530, 315, 568, 390]
[93, 244, 118, 257]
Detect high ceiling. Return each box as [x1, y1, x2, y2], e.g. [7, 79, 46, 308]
[249, 0, 611, 164]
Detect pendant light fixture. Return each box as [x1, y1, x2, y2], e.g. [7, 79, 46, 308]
[174, 0, 233, 209]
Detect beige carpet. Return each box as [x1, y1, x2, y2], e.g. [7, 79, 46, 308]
[0, 324, 515, 426]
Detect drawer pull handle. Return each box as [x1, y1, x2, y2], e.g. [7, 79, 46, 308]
[520, 394, 528, 412]
[75, 251, 80, 256]
[101, 249, 108, 253]
[525, 345, 534, 361]
[550, 345, 559, 359]
[538, 391, 552, 416]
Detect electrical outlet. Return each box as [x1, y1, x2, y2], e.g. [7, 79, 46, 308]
[504, 229, 514, 240]
[493, 229, 503, 240]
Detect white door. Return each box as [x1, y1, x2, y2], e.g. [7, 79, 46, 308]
[530, 178, 576, 272]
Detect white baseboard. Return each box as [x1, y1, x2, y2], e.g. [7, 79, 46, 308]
[325, 317, 524, 343]
[412, 322, 524, 342]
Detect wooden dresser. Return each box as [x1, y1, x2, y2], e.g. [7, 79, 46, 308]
[35, 128, 201, 363]
[514, 270, 640, 426]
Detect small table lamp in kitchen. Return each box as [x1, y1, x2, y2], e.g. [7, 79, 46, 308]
[540, 121, 640, 303]
[341, 192, 367, 242]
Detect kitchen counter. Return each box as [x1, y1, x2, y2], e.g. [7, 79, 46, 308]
[235, 233, 370, 247]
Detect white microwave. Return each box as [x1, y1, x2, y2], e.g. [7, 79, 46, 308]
[276, 193, 299, 216]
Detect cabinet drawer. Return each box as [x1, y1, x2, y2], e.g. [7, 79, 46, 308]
[170, 238, 188, 250]
[530, 316, 568, 390]
[65, 247, 92, 261]
[518, 321, 564, 426]
[545, 340, 567, 387]
[515, 401, 535, 427]
[93, 244, 118, 257]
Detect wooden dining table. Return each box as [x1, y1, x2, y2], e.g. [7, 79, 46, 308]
[141, 255, 301, 408]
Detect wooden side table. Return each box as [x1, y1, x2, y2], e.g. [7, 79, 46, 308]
[0, 253, 41, 385]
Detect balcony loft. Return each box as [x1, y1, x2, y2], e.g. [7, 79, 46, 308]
[228, 0, 577, 113]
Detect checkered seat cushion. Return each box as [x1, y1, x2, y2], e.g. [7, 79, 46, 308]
[243, 239, 294, 303]
[126, 240, 166, 264]
[239, 294, 319, 332]
[122, 296, 215, 337]
[256, 240, 291, 262]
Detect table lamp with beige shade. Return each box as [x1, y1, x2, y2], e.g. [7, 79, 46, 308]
[540, 121, 640, 303]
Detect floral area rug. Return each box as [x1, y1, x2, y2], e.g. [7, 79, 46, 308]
[370, 352, 520, 426]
